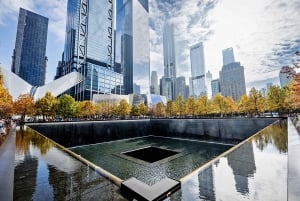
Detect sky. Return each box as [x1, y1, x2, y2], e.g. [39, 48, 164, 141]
[0, 0, 299, 92]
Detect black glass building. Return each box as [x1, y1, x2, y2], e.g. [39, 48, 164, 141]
[11, 8, 48, 86]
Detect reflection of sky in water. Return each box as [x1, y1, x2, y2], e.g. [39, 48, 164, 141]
[180, 120, 287, 201]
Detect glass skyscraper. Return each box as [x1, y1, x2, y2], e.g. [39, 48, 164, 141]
[190, 42, 207, 98]
[162, 22, 176, 100]
[62, 0, 123, 100]
[222, 48, 235, 66]
[11, 8, 48, 87]
[115, 0, 150, 95]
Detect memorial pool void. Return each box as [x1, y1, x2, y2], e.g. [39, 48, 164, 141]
[18, 117, 288, 200]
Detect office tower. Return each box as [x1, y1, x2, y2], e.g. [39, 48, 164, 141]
[175, 76, 186, 99]
[211, 79, 221, 97]
[185, 86, 189, 99]
[266, 82, 273, 94]
[190, 42, 206, 98]
[115, 0, 150, 95]
[160, 77, 173, 101]
[150, 71, 159, 94]
[162, 22, 176, 100]
[219, 48, 246, 101]
[206, 71, 212, 99]
[279, 66, 296, 87]
[11, 8, 48, 86]
[222, 47, 235, 65]
[62, 0, 123, 100]
[260, 87, 267, 97]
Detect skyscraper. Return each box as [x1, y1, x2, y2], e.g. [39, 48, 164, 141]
[206, 71, 212, 99]
[150, 71, 159, 94]
[62, 0, 123, 100]
[11, 8, 48, 86]
[219, 48, 246, 101]
[115, 0, 150, 95]
[222, 47, 235, 65]
[211, 79, 221, 97]
[175, 76, 186, 99]
[162, 22, 176, 100]
[190, 42, 206, 98]
[279, 66, 296, 87]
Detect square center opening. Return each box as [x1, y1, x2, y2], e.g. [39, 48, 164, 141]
[122, 146, 180, 163]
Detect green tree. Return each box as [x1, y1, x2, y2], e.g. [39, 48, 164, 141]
[14, 94, 35, 122]
[117, 99, 130, 118]
[35, 92, 58, 120]
[267, 85, 289, 113]
[185, 97, 196, 116]
[56, 94, 78, 118]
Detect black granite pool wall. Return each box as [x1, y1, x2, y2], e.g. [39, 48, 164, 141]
[28, 120, 151, 147]
[27, 118, 278, 147]
[150, 118, 278, 142]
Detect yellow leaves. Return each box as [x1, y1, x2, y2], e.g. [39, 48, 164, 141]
[14, 94, 35, 117]
[78, 101, 95, 117]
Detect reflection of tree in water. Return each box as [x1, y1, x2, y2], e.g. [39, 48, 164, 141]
[253, 120, 287, 153]
[15, 127, 53, 155]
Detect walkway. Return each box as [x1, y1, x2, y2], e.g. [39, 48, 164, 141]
[0, 126, 16, 201]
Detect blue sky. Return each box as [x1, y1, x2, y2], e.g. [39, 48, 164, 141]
[0, 0, 299, 91]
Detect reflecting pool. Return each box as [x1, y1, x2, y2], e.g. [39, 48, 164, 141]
[70, 136, 232, 185]
[177, 120, 287, 201]
[13, 126, 126, 201]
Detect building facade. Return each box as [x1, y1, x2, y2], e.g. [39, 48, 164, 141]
[206, 71, 212, 99]
[279, 66, 296, 87]
[150, 71, 159, 94]
[160, 77, 173, 101]
[11, 8, 48, 86]
[211, 79, 221, 97]
[61, 0, 123, 100]
[219, 62, 246, 101]
[162, 22, 176, 100]
[115, 0, 150, 95]
[175, 76, 186, 99]
[190, 42, 206, 98]
[222, 47, 235, 66]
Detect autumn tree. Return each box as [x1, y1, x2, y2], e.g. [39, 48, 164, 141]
[225, 96, 238, 116]
[185, 97, 196, 116]
[238, 95, 251, 115]
[78, 101, 95, 118]
[56, 94, 78, 118]
[139, 103, 148, 116]
[35, 92, 58, 120]
[166, 100, 177, 117]
[212, 94, 227, 117]
[117, 99, 130, 118]
[0, 69, 13, 118]
[154, 102, 165, 117]
[175, 96, 185, 116]
[196, 96, 211, 116]
[267, 85, 289, 113]
[248, 87, 265, 116]
[14, 94, 35, 122]
[130, 105, 140, 116]
[288, 73, 300, 109]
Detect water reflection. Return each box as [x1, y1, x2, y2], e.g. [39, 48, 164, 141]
[181, 120, 287, 201]
[253, 120, 287, 153]
[13, 126, 125, 200]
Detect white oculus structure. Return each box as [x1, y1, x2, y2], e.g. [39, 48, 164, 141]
[0, 66, 83, 100]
